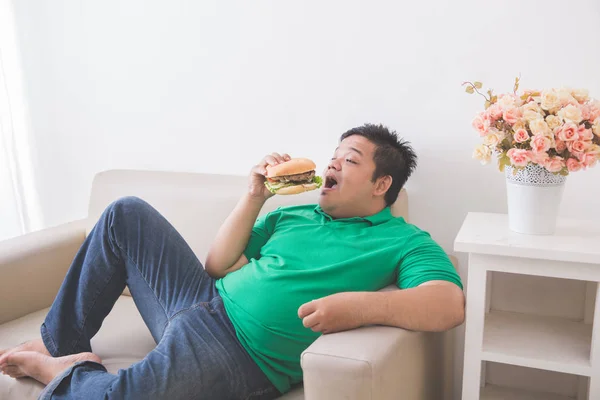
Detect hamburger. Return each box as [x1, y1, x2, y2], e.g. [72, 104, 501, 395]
[264, 158, 323, 195]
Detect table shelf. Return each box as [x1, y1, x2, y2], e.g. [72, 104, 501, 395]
[482, 311, 592, 376]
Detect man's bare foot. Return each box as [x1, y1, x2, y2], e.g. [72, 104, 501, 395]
[0, 351, 101, 384]
[0, 339, 51, 363]
[0, 339, 52, 377]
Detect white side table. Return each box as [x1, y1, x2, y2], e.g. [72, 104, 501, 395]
[454, 212, 600, 400]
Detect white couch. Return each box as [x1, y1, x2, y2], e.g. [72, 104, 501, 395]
[0, 169, 455, 399]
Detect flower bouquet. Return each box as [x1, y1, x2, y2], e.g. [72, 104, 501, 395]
[464, 78, 600, 234]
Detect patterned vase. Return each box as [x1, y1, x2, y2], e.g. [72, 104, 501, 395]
[505, 163, 566, 235]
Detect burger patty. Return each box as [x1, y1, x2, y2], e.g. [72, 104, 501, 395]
[270, 170, 315, 183]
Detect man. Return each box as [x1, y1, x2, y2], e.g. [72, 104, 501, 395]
[0, 124, 464, 399]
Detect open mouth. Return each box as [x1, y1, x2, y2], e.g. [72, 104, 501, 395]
[324, 176, 338, 190]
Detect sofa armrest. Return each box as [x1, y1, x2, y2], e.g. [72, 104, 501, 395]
[0, 220, 86, 324]
[301, 325, 443, 400]
[300, 283, 449, 400]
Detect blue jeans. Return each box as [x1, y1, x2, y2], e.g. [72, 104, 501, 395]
[39, 196, 280, 400]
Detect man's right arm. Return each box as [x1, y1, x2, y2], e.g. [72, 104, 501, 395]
[204, 152, 290, 278]
[204, 193, 266, 278]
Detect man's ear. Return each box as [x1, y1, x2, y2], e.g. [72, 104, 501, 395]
[373, 175, 392, 197]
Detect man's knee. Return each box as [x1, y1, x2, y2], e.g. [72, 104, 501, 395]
[107, 196, 156, 221]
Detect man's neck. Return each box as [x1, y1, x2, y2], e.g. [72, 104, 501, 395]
[329, 202, 387, 220]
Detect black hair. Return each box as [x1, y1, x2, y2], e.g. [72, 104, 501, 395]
[340, 123, 417, 206]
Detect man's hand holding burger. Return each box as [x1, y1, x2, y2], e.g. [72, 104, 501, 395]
[249, 152, 292, 200]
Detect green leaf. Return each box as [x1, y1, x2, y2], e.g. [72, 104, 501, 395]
[498, 154, 511, 172]
[264, 175, 323, 194]
[559, 169, 569, 176]
[485, 100, 491, 109]
[264, 180, 294, 193]
[465, 86, 474, 94]
[313, 176, 323, 188]
[263, 181, 278, 194]
[474, 81, 483, 89]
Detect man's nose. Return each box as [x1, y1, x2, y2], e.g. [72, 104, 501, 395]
[328, 159, 341, 170]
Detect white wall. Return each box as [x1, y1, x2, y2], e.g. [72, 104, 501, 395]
[11, 0, 600, 398]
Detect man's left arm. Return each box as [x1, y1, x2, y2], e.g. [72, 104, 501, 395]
[298, 281, 464, 334]
[299, 231, 465, 334]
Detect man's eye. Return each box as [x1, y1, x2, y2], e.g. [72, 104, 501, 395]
[345, 159, 357, 164]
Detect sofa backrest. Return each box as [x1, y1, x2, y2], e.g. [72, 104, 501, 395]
[87, 169, 408, 264]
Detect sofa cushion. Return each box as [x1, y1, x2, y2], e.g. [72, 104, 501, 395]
[0, 295, 303, 399]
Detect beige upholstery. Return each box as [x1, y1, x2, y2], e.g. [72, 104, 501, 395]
[0, 169, 452, 400]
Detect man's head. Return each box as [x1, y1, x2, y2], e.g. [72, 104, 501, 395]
[318, 123, 417, 219]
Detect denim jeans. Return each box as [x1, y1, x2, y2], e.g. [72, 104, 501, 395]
[39, 196, 280, 400]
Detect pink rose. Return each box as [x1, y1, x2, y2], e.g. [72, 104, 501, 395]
[472, 115, 489, 136]
[571, 151, 585, 162]
[487, 104, 503, 121]
[513, 128, 530, 143]
[571, 140, 591, 154]
[557, 122, 579, 141]
[589, 102, 600, 122]
[530, 134, 552, 154]
[555, 139, 567, 152]
[566, 158, 582, 172]
[532, 151, 550, 165]
[578, 125, 594, 140]
[582, 153, 598, 169]
[544, 157, 564, 173]
[507, 148, 531, 167]
[503, 107, 522, 125]
[581, 104, 592, 121]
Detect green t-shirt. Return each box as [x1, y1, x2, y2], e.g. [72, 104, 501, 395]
[215, 204, 462, 393]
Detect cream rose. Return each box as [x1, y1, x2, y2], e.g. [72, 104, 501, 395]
[483, 131, 503, 147]
[522, 102, 542, 122]
[588, 144, 600, 155]
[473, 144, 492, 165]
[590, 101, 600, 122]
[545, 115, 562, 130]
[511, 120, 526, 131]
[593, 118, 600, 137]
[558, 88, 578, 107]
[529, 119, 551, 136]
[557, 104, 583, 124]
[523, 110, 542, 122]
[571, 88, 590, 103]
[541, 89, 561, 111]
[498, 94, 517, 110]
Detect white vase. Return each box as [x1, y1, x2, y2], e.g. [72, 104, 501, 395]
[505, 164, 566, 235]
